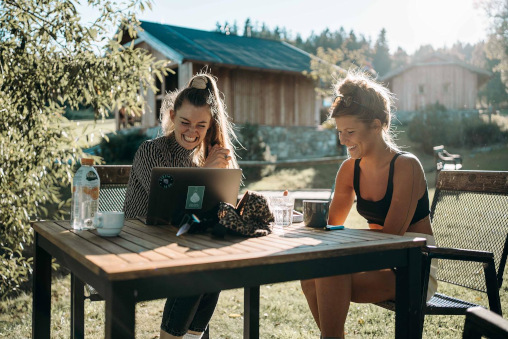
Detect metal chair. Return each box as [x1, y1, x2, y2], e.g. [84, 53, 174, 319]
[377, 170, 508, 332]
[433, 145, 463, 171]
[94, 165, 131, 213]
[463, 306, 508, 339]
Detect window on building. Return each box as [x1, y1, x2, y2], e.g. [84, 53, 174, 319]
[418, 85, 425, 94]
[155, 68, 179, 121]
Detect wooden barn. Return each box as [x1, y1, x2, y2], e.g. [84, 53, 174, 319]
[118, 21, 319, 129]
[380, 54, 491, 112]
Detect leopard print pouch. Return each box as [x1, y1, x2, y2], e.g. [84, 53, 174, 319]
[214, 190, 274, 237]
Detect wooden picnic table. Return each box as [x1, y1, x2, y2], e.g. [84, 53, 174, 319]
[32, 220, 425, 339]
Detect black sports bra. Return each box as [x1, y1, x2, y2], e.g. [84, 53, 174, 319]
[354, 152, 430, 226]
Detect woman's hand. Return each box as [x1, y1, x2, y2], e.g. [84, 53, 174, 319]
[203, 144, 231, 168]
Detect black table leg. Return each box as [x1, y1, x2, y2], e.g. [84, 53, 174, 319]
[395, 247, 423, 339]
[71, 273, 85, 339]
[105, 284, 135, 339]
[244, 286, 260, 339]
[32, 233, 51, 339]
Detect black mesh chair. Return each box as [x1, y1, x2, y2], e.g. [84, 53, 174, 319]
[95, 165, 131, 213]
[463, 307, 508, 339]
[377, 170, 508, 332]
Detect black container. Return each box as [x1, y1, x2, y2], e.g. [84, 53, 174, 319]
[303, 200, 329, 228]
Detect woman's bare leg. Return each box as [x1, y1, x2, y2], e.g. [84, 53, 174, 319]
[350, 269, 396, 303]
[315, 274, 352, 337]
[301, 279, 321, 328]
[304, 269, 396, 338]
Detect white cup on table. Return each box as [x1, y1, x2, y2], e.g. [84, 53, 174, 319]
[94, 211, 125, 237]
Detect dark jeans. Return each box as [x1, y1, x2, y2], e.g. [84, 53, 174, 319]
[160, 292, 220, 336]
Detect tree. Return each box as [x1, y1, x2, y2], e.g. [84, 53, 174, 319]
[215, 21, 238, 35]
[392, 47, 410, 70]
[474, 42, 508, 109]
[243, 18, 253, 37]
[372, 28, 391, 76]
[482, 0, 508, 92]
[0, 0, 169, 298]
[307, 44, 370, 99]
[412, 44, 435, 62]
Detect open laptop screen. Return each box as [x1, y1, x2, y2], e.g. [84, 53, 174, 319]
[141, 167, 242, 226]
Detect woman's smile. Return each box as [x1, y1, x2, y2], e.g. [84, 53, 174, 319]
[182, 134, 199, 143]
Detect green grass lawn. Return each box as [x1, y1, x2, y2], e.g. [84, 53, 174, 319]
[1, 265, 507, 338]
[61, 118, 117, 148]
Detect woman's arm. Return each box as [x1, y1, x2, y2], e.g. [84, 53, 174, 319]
[383, 154, 427, 235]
[328, 159, 356, 226]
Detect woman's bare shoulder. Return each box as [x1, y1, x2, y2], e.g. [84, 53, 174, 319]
[335, 158, 355, 188]
[339, 157, 355, 170]
[394, 152, 425, 180]
[396, 152, 423, 167]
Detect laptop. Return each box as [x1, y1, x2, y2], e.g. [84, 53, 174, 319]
[140, 167, 242, 226]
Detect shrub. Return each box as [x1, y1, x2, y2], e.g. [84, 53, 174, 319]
[99, 129, 150, 164]
[236, 123, 273, 181]
[0, 0, 168, 299]
[407, 103, 507, 153]
[463, 121, 508, 147]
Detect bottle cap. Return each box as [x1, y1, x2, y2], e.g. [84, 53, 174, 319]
[81, 158, 94, 166]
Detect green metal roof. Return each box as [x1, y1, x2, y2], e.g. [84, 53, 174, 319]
[139, 21, 311, 73]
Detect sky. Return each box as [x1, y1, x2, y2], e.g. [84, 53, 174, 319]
[78, 0, 491, 54]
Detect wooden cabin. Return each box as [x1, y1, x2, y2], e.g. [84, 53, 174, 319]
[380, 54, 491, 112]
[119, 21, 320, 129]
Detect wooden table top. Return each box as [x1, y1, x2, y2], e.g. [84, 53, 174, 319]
[33, 220, 425, 281]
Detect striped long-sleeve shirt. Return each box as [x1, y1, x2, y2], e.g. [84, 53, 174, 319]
[123, 133, 196, 218]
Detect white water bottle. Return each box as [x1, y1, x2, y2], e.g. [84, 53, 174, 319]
[71, 158, 100, 230]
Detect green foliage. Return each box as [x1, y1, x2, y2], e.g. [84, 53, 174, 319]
[0, 0, 170, 298]
[99, 129, 150, 164]
[407, 103, 507, 152]
[483, 0, 508, 91]
[237, 123, 268, 161]
[463, 118, 508, 147]
[236, 123, 273, 180]
[307, 44, 371, 98]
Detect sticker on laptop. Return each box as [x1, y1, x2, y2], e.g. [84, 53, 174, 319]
[186, 186, 205, 209]
[158, 174, 174, 189]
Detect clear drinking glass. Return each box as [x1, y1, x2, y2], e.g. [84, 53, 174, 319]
[269, 196, 295, 233]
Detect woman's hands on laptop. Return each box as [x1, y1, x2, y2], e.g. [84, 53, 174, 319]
[204, 144, 231, 168]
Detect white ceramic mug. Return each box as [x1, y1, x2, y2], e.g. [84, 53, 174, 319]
[95, 211, 125, 237]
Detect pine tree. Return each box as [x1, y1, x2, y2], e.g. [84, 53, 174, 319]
[372, 28, 392, 76]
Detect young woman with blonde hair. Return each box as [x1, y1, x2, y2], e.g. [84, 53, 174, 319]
[301, 71, 437, 339]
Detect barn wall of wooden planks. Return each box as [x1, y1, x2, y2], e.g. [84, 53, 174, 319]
[387, 64, 479, 111]
[192, 63, 318, 127]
